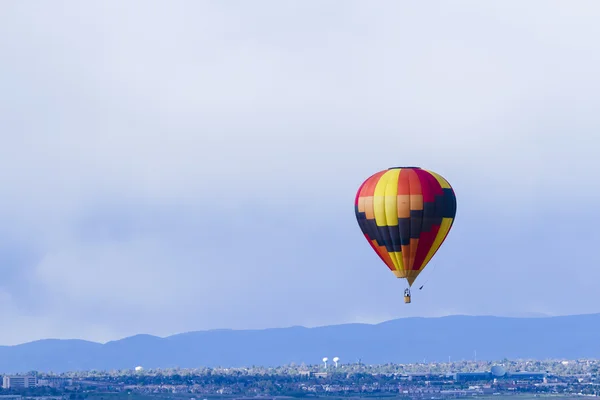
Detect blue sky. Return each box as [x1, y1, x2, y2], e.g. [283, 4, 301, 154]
[0, 0, 599, 345]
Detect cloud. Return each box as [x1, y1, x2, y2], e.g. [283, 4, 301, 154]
[0, 0, 598, 345]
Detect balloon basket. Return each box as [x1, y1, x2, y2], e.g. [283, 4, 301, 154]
[404, 295, 411, 304]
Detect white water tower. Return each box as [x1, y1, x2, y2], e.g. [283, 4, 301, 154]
[322, 357, 328, 369]
[333, 357, 340, 368]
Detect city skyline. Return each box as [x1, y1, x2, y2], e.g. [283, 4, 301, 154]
[1, 358, 598, 399]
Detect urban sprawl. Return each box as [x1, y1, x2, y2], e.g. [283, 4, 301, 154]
[2, 359, 600, 399]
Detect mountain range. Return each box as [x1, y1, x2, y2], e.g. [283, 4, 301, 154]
[1, 313, 599, 373]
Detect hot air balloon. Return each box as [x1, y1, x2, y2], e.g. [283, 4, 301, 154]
[354, 166, 457, 303]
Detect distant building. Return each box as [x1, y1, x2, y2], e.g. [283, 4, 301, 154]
[454, 372, 492, 382]
[406, 373, 432, 381]
[453, 370, 546, 382]
[507, 372, 546, 380]
[36, 378, 70, 388]
[2, 376, 37, 389]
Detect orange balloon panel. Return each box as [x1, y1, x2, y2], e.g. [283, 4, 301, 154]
[354, 167, 457, 286]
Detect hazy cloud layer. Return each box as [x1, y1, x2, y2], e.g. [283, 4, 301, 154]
[0, 0, 599, 345]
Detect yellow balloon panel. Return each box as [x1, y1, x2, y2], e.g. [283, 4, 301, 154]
[354, 167, 457, 286]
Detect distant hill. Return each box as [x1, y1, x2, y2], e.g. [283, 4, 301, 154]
[1, 313, 599, 373]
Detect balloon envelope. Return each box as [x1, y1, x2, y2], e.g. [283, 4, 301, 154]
[354, 167, 457, 286]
